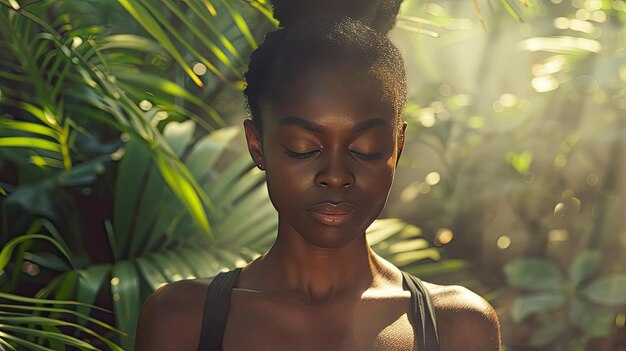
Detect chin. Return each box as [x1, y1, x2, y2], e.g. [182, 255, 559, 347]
[289, 216, 372, 249]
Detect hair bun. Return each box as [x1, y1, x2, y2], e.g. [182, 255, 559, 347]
[271, 0, 404, 33]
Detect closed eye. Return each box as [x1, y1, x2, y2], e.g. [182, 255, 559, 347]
[284, 149, 319, 159]
[350, 150, 384, 160]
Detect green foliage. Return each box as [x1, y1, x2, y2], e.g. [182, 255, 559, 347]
[504, 250, 626, 346]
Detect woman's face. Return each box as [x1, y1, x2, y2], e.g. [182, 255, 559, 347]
[244, 62, 406, 249]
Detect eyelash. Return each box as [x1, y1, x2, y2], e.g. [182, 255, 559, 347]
[284, 149, 383, 160]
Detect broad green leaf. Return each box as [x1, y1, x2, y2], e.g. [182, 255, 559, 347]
[0, 314, 123, 351]
[366, 219, 407, 246]
[205, 155, 253, 201]
[185, 126, 239, 179]
[111, 260, 140, 350]
[0, 234, 71, 271]
[385, 239, 430, 255]
[136, 257, 169, 291]
[18, 102, 58, 128]
[0, 331, 55, 351]
[117, 0, 204, 87]
[113, 138, 151, 255]
[499, 0, 524, 23]
[151, 251, 195, 282]
[163, 120, 195, 157]
[0, 325, 97, 350]
[161, 0, 241, 75]
[510, 293, 565, 322]
[580, 274, 626, 306]
[0, 120, 60, 139]
[504, 258, 564, 292]
[0, 304, 119, 332]
[529, 319, 566, 346]
[217, 167, 265, 208]
[178, 248, 221, 279]
[219, 0, 257, 48]
[135, 0, 229, 83]
[216, 201, 276, 245]
[245, 0, 279, 26]
[391, 249, 441, 266]
[569, 298, 613, 337]
[99, 34, 164, 53]
[0, 136, 61, 153]
[115, 71, 223, 125]
[184, 0, 245, 60]
[404, 260, 466, 278]
[22, 252, 71, 272]
[569, 250, 601, 287]
[76, 264, 111, 321]
[154, 152, 212, 237]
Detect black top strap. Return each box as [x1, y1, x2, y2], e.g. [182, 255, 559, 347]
[402, 271, 440, 351]
[197, 268, 242, 351]
[198, 268, 439, 351]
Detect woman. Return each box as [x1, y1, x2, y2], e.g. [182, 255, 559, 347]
[135, 2, 501, 350]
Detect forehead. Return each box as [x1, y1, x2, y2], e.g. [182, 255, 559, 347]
[261, 62, 397, 132]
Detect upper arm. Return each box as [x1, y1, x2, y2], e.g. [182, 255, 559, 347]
[134, 280, 209, 351]
[431, 285, 501, 351]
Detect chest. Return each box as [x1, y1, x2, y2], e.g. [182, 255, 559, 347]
[222, 292, 416, 351]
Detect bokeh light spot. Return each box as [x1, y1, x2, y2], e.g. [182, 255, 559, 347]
[586, 173, 599, 186]
[113, 293, 120, 301]
[71, 37, 83, 49]
[439, 84, 452, 96]
[419, 183, 432, 194]
[548, 229, 569, 242]
[436, 228, 454, 246]
[586, 0, 602, 11]
[468, 116, 484, 128]
[554, 154, 568, 167]
[554, 202, 566, 217]
[497, 235, 511, 249]
[431, 101, 445, 113]
[139, 99, 153, 111]
[500, 93, 518, 107]
[419, 108, 436, 127]
[492, 101, 504, 113]
[616, 313, 626, 328]
[554, 17, 569, 29]
[532, 76, 559, 93]
[591, 10, 606, 22]
[576, 8, 590, 20]
[400, 181, 421, 202]
[111, 277, 120, 286]
[618, 65, 626, 82]
[193, 62, 207, 76]
[22, 262, 40, 276]
[425, 171, 441, 186]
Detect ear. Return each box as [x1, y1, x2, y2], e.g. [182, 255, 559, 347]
[395, 121, 407, 167]
[243, 119, 265, 170]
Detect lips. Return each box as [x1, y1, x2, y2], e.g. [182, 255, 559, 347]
[307, 202, 357, 226]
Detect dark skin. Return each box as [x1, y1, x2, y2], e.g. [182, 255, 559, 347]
[135, 63, 501, 351]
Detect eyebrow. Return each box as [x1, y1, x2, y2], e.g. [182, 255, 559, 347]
[278, 116, 392, 134]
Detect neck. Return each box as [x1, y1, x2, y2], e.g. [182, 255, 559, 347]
[241, 221, 399, 303]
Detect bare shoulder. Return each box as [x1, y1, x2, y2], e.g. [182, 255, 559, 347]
[423, 282, 501, 351]
[135, 278, 213, 351]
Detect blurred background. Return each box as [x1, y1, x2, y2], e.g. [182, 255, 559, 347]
[0, 0, 624, 350]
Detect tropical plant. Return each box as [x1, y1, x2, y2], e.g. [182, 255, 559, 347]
[0, 234, 123, 350]
[0, 3, 446, 347]
[504, 251, 626, 350]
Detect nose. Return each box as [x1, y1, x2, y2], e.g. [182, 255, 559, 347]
[315, 151, 355, 189]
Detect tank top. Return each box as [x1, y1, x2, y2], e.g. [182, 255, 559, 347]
[197, 268, 440, 351]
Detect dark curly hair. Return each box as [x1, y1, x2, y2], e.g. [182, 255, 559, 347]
[243, 2, 407, 135]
